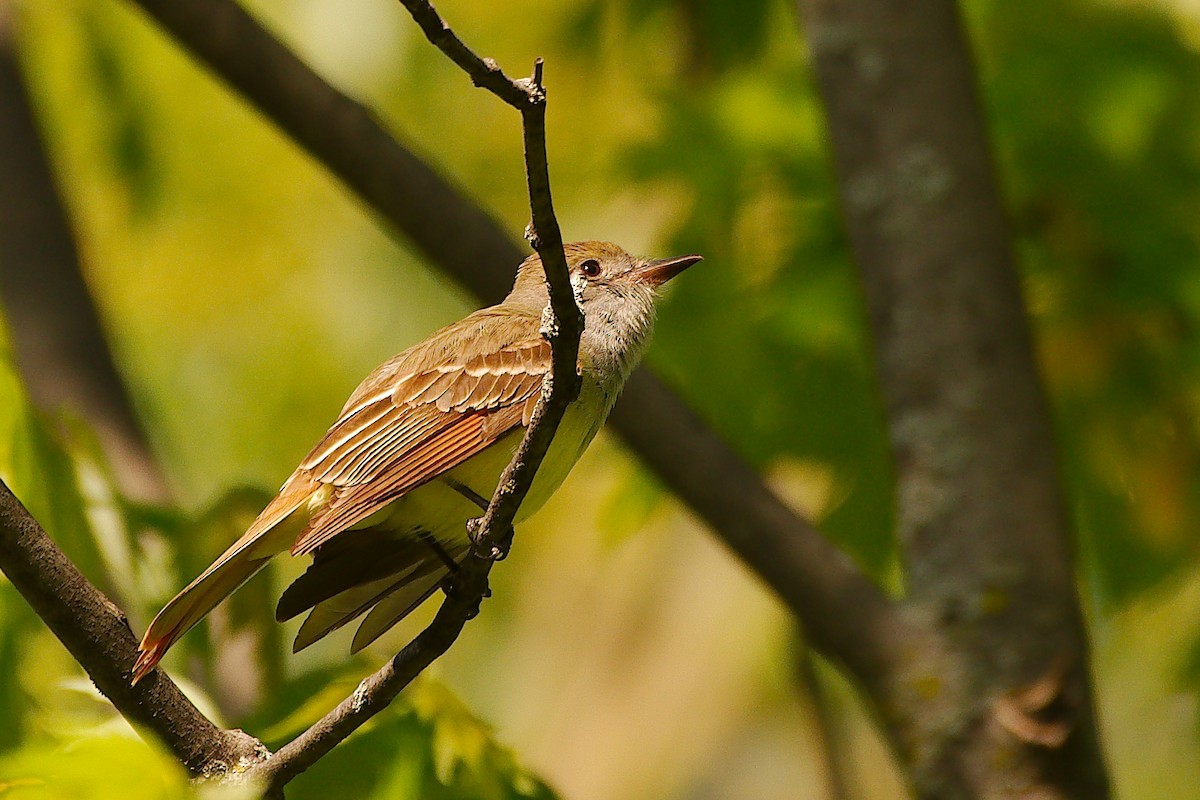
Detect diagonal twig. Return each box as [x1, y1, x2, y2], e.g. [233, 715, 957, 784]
[247, 6, 580, 790]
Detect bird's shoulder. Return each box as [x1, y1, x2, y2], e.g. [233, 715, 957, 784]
[280, 307, 553, 552]
[294, 306, 550, 489]
[336, 305, 547, 416]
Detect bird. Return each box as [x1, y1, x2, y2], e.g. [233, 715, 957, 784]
[132, 240, 701, 683]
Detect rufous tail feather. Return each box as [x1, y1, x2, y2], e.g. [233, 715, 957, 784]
[131, 479, 317, 684]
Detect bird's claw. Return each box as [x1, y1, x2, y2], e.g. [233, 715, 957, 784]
[467, 519, 515, 562]
[490, 525, 515, 561]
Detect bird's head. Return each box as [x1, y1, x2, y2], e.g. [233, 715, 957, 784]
[507, 240, 701, 326]
[506, 241, 702, 381]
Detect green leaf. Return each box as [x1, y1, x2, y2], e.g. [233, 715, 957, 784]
[0, 733, 189, 800]
[284, 678, 558, 800]
[0, 345, 106, 591]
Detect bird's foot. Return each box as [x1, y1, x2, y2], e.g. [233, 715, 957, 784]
[417, 530, 460, 573]
[491, 525, 515, 561]
[443, 576, 491, 619]
[467, 518, 515, 561]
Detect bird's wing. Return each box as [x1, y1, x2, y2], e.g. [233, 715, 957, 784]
[288, 322, 550, 556]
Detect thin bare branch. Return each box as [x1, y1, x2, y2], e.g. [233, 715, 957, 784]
[248, 13, 579, 790]
[0, 480, 267, 776]
[394, 0, 528, 108]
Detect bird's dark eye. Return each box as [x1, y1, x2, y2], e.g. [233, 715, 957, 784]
[579, 259, 602, 278]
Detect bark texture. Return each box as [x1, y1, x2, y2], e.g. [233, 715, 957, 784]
[797, 0, 1110, 796]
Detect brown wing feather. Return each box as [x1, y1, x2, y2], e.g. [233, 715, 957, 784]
[350, 558, 463, 653]
[303, 337, 549, 483]
[287, 330, 550, 556]
[291, 541, 468, 652]
[291, 404, 527, 555]
[276, 533, 429, 621]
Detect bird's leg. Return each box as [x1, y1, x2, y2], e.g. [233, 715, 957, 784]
[466, 516, 516, 561]
[492, 525, 516, 561]
[443, 477, 515, 560]
[440, 477, 489, 512]
[416, 530, 460, 574]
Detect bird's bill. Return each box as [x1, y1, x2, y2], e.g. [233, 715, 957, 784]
[633, 254, 703, 287]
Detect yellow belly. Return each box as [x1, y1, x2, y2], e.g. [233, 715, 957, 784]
[357, 377, 612, 545]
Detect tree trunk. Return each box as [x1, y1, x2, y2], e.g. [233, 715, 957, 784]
[796, 0, 1111, 796]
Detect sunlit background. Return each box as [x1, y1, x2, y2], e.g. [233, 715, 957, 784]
[3, 0, 1200, 797]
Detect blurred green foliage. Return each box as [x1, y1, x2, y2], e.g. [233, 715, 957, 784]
[5, 0, 1200, 797]
[974, 0, 1200, 603]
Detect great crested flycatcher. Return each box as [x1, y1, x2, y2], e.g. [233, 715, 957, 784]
[132, 240, 700, 683]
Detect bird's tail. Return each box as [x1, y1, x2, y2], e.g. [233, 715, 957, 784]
[277, 533, 466, 654]
[131, 475, 320, 684]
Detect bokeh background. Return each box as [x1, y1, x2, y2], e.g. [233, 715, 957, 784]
[3, 0, 1200, 797]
